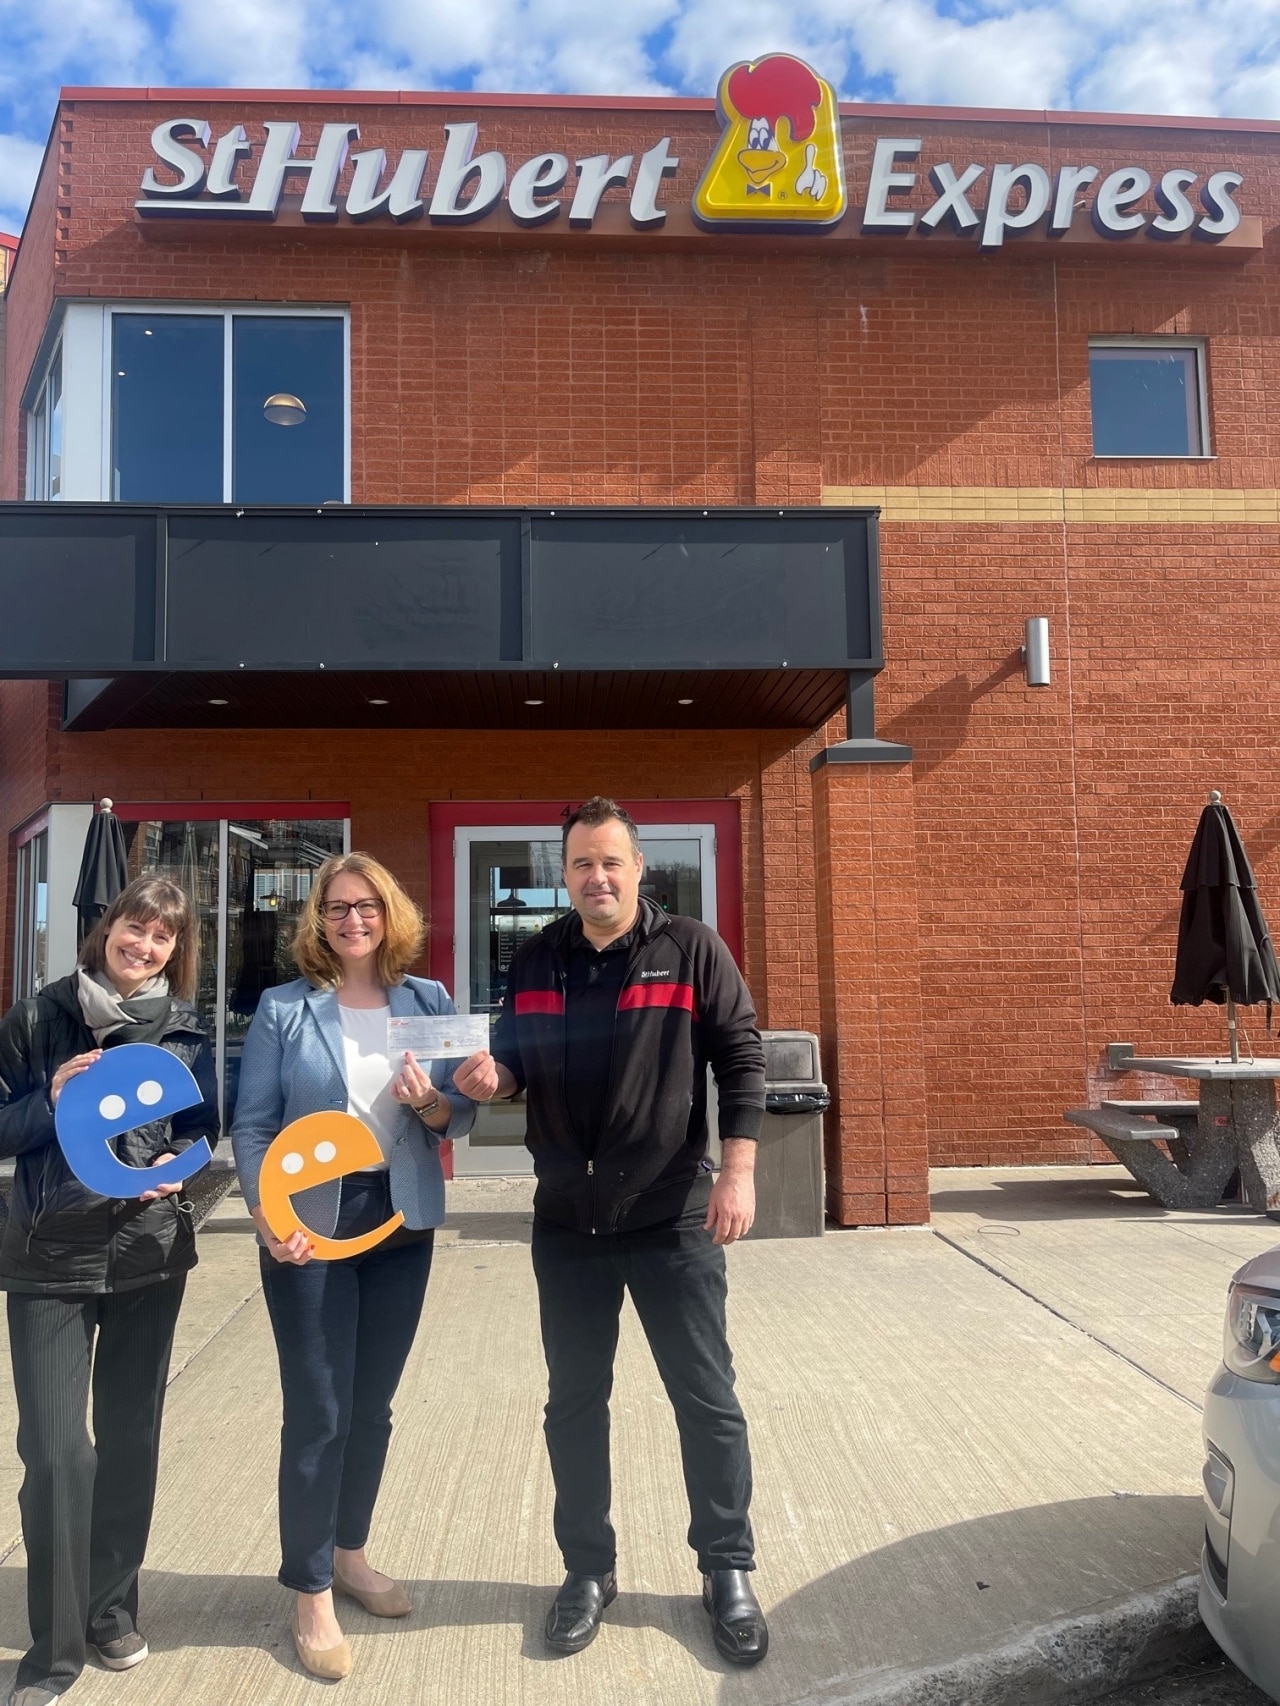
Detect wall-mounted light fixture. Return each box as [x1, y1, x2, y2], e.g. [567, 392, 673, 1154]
[1023, 617, 1050, 687]
[263, 392, 307, 427]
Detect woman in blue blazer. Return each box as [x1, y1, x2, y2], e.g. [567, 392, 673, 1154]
[233, 852, 485, 1682]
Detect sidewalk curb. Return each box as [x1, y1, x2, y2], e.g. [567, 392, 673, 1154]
[800, 1574, 1213, 1706]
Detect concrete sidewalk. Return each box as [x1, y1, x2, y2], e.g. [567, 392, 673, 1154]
[0, 1165, 1274, 1706]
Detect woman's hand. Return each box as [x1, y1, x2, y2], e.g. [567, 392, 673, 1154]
[138, 1152, 184, 1201]
[251, 1205, 314, 1265]
[391, 1052, 440, 1112]
[49, 1050, 103, 1107]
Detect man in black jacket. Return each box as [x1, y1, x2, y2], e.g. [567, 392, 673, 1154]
[455, 797, 768, 1665]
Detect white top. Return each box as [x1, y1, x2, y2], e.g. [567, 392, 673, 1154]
[338, 1003, 399, 1169]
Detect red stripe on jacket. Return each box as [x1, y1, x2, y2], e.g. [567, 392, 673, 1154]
[514, 990, 566, 1016]
[617, 981, 698, 1018]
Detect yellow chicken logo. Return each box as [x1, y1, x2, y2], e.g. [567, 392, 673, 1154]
[694, 54, 846, 228]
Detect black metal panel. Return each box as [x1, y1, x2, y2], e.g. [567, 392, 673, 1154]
[1, 508, 880, 739]
[165, 513, 521, 665]
[0, 513, 155, 671]
[62, 668, 849, 731]
[528, 515, 874, 667]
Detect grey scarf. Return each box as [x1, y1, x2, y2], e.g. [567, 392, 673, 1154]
[75, 967, 171, 1047]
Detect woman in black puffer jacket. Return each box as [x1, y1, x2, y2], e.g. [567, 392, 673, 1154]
[0, 873, 217, 1706]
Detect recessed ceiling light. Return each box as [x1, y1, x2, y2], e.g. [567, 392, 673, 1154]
[525, 697, 544, 706]
[677, 698, 694, 706]
[368, 697, 389, 705]
[208, 697, 228, 705]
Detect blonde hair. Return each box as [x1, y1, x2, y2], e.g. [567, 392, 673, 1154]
[292, 852, 425, 990]
[80, 874, 199, 1002]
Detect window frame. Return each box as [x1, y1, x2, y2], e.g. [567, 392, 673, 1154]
[12, 816, 50, 1000]
[1088, 335, 1211, 461]
[101, 303, 351, 503]
[24, 342, 62, 500]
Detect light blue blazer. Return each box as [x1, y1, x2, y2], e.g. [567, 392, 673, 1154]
[231, 976, 476, 1236]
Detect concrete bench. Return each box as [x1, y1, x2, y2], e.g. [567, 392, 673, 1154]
[1100, 1099, 1200, 1124]
[1064, 1104, 1235, 1210]
[1066, 1107, 1181, 1144]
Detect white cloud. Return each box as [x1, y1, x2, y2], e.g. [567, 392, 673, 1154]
[3, 0, 1280, 232]
[0, 131, 43, 235]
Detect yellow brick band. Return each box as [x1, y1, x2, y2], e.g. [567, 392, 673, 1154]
[822, 487, 1280, 524]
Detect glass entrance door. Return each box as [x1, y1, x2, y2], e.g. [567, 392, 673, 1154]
[453, 823, 717, 1175]
[121, 813, 347, 1126]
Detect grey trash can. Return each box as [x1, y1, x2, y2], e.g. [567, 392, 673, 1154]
[753, 1031, 829, 1239]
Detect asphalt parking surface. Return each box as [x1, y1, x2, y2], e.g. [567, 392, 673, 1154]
[1103, 1649, 1273, 1704]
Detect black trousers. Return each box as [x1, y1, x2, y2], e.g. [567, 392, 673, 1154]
[530, 1209, 754, 1577]
[7, 1277, 186, 1693]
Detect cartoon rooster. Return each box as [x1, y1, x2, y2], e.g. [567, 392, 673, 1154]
[694, 53, 846, 227]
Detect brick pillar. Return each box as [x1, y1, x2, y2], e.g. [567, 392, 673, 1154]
[811, 753, 930, 1226]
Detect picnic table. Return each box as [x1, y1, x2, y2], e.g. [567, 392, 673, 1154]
[1066, 1052, 1280, 1213]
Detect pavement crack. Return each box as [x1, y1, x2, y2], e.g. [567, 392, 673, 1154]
[165, 1285, 264, 1388]
[930, 1228, 1202, 1413]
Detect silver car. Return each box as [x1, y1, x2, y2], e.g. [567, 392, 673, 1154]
[1201, 1245, 1280, 1701]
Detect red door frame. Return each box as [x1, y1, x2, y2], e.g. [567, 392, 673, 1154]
[428, 799, 744, 994]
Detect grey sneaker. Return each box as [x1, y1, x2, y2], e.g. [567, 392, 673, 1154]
[9, 1688, 60, 1705]
[89, 1631, 149, 1670]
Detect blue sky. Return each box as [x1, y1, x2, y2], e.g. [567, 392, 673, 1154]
[2, 0, 1278, 235]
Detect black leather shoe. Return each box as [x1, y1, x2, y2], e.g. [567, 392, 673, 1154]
[702, 1569, 769, 1665]
[543, 1570, 618, 1653]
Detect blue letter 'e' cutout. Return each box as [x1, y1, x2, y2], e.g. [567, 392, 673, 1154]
[54, 1043, 212, 1199]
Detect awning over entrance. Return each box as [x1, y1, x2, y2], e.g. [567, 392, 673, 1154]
[0, 503, 882, 730]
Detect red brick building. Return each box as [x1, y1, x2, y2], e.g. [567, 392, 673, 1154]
[1, 63, 1276, 1224]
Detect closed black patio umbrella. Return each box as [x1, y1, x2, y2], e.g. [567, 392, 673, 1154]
[73, 798, 128, 947]
[1171, 790, 1280, 1060]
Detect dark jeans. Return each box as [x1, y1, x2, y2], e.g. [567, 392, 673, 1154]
[7, 1276, 186, 1694]
[259, 1170, 434, 1594]
[530, 1209, 754, 1577]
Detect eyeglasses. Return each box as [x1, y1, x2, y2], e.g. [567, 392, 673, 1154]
[319, 899, 384, 921]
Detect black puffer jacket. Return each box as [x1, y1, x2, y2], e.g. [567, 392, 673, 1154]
[0, 974, 219, 1294]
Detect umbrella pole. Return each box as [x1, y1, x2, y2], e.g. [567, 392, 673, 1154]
[1228, 992, 1241, 1063]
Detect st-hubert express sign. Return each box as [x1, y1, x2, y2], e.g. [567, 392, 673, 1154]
[135, 53, 1248, 252]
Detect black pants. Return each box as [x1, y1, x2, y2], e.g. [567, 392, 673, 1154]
[6, 1277, 186, 1694]
[259, 1171, 434, 1593]
[530, 1210, 754, 1577]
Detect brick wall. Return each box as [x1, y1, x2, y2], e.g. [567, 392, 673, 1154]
[4, 94, 1280, 1206]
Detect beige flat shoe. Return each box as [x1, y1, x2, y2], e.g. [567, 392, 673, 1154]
[332, 1568, 411, 1618]
[292, 1619, 353, 1680]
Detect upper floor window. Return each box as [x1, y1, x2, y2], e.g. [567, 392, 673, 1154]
[1089, 339, 1208, 458]
[26, 348, 62, 499]
[112, 310, 346, 503]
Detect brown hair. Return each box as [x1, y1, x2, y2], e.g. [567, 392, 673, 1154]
[562, 796, 641, 860]
[291, 851, 425, 990]
[79, 874, 199, 1002]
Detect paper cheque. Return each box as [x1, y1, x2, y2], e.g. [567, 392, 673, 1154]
[387, 1015, 490, 1061]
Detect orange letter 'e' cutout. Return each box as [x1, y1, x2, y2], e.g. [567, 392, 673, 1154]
[259, 1112, 404, 1260]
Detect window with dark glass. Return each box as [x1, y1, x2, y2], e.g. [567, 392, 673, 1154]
[233, 317, 345, 504]
[110, 311, 346, 504]
[113, 315, 224, 501]
[1089, 342, 1206, 457]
